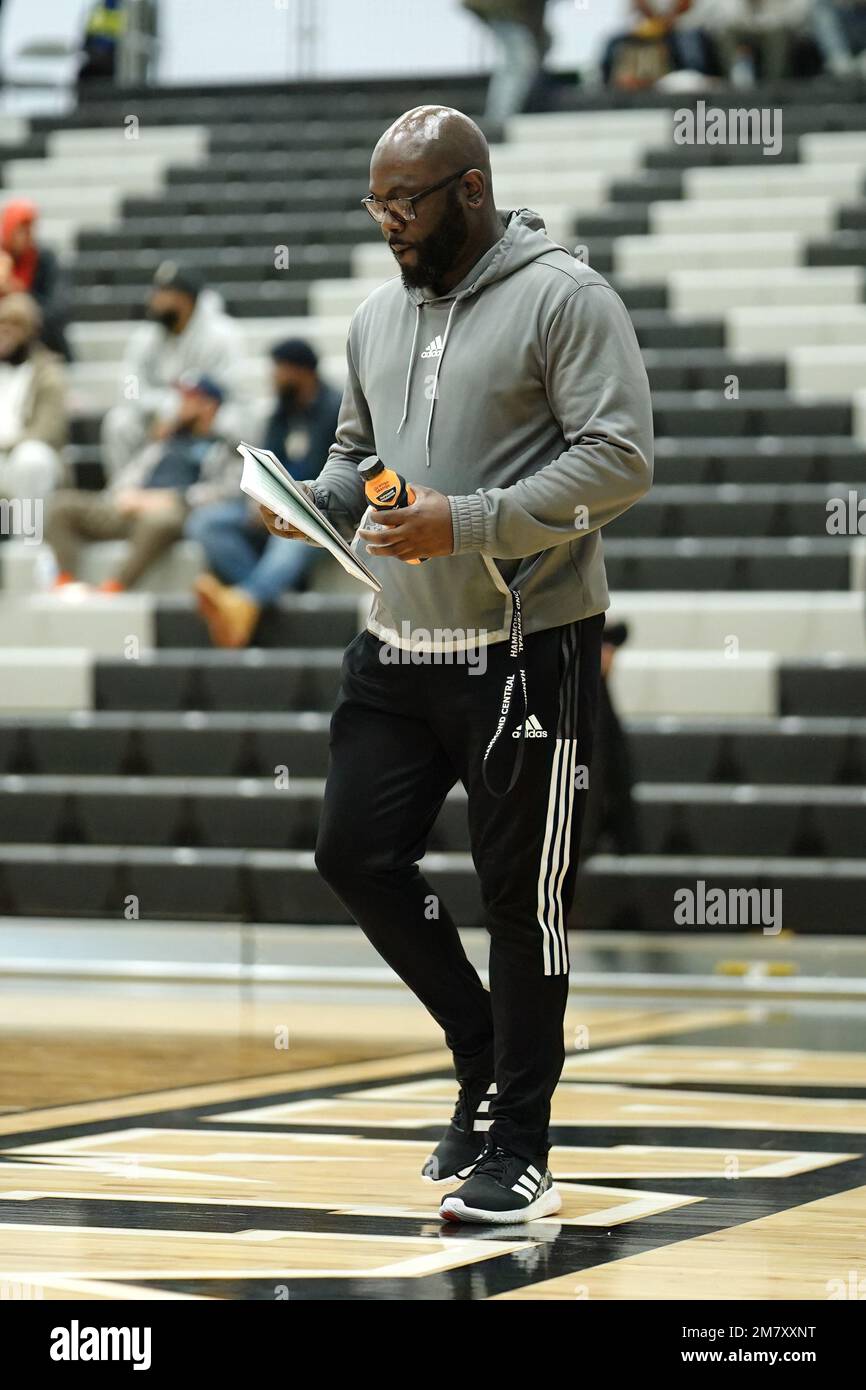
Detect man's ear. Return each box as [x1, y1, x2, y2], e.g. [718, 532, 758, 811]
[463, 169, 485, 206]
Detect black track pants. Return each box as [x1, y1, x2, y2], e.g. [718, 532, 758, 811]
[315, 612, 603, 1160]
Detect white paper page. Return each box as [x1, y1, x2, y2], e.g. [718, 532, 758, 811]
[238, 446, 381, 592]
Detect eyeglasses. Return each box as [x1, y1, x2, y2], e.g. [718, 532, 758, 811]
[361, 167, 471, 225]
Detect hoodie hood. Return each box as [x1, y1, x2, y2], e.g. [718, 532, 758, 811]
[402, 207, 563, 307]
[397, 208, 566, 465]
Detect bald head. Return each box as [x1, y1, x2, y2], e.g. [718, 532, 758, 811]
[372, 105, 492, 187]
[368, 105, 502, 295]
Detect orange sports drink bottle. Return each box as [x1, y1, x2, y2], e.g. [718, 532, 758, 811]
[358, 457, 425, 563]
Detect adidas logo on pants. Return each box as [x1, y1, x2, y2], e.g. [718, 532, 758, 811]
[512, 713, 547, 738]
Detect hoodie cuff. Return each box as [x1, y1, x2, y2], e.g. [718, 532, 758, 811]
[448, 492, 487, 554]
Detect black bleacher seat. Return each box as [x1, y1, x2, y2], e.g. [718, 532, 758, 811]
[780, 663, 866, 718]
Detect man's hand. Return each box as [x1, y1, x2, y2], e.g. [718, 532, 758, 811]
[115, 488, 160, 515]
[259, 483, 317, 541]
[115, 489, 177, 515]
[358, 484, 453, 562]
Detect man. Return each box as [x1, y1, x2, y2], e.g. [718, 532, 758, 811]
[812, 0, 866, 74]
[46, 376, 237, 593]
[262, 106, 652, 1224]
[0, 293, 67, 504]
[706, 0, 811, 83]
[0, 199, 70, 360]
[101, 261, 243, 480]
[189, 338, 341, 648]
[461, 0, 550, 129]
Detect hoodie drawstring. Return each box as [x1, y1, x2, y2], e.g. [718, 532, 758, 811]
[424, 297, 459, 469]
[397, 302, 421, 436]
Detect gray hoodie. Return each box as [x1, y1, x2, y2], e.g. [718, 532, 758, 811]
[308, 207, 653, 651]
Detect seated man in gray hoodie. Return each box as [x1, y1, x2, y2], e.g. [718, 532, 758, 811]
[261, 106, 653, 1227]
[100, 261, 244, 481]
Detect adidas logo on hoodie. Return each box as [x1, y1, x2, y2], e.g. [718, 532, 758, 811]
[421, 334, 444, 359]
[512, 714, 547, 738]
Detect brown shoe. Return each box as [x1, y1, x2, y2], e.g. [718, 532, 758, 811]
[194, 574, 260, 648]
[194, 573, 231, 646]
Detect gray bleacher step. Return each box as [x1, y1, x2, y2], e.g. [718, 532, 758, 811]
[652, 392, 852, 438]
[0, 842, 861, 933]
[2, 714, 864, 782]
[0, 844, 484, 925]
[807, 233, 866, 270]
[780, 660, 866, 717]
[0, 774, 465, 851]
[641, 351, 785, 392]
[154, 594, 362, 649]
[68, 283, 311, 320]
[607, 482, 858, 539]
[575, 854, 866, 932]
[93, 647, 346, 712]
[0, 711, 332, 777]
[0, 775, 862, 858]
[77, 212, 378, 251]
[652, 437, 866, 485]
[603, 537, 856, 591]
[70, 244, 355, 286]
[632, 782, 866, 857]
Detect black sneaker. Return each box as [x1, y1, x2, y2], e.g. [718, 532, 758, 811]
[421, 1078, 495, 1183]
[438, 1140, 561, 1224]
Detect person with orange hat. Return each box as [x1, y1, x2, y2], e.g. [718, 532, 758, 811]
[0, 200, 70, 361]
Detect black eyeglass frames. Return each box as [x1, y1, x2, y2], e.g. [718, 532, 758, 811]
[361, 167, 472, 224]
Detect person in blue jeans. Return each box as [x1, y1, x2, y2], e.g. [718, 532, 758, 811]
[190, 338, 341, 647]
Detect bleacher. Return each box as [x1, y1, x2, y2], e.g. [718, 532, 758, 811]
[0, 72, 864, 932]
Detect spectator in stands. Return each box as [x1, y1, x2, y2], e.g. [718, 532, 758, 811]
[77, 0, 124, 84]
[461, 0, 550, 131]
[0, 199, 71, 360]
[601, 1, 714, 85]
[45, 375, 238, 594]
[707, 0, 812, 84]
[101, 261, 243, 480]
[0, 293, 68, 504]
[188, 338, 340, 649]
[76, 0, 158, 86]
[812, 0, 866, 74]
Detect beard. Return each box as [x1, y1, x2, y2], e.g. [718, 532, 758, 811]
[398, 185, 470, 293]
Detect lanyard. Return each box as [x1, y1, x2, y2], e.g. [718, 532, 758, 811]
[481, 588, 528, 798]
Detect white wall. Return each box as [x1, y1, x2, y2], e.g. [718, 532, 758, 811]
[1, 0, 629, 90]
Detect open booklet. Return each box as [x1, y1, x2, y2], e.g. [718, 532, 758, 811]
[237, 441, 381, 592]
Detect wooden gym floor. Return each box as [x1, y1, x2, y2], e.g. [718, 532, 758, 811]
[1, 975, 866, 1300]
